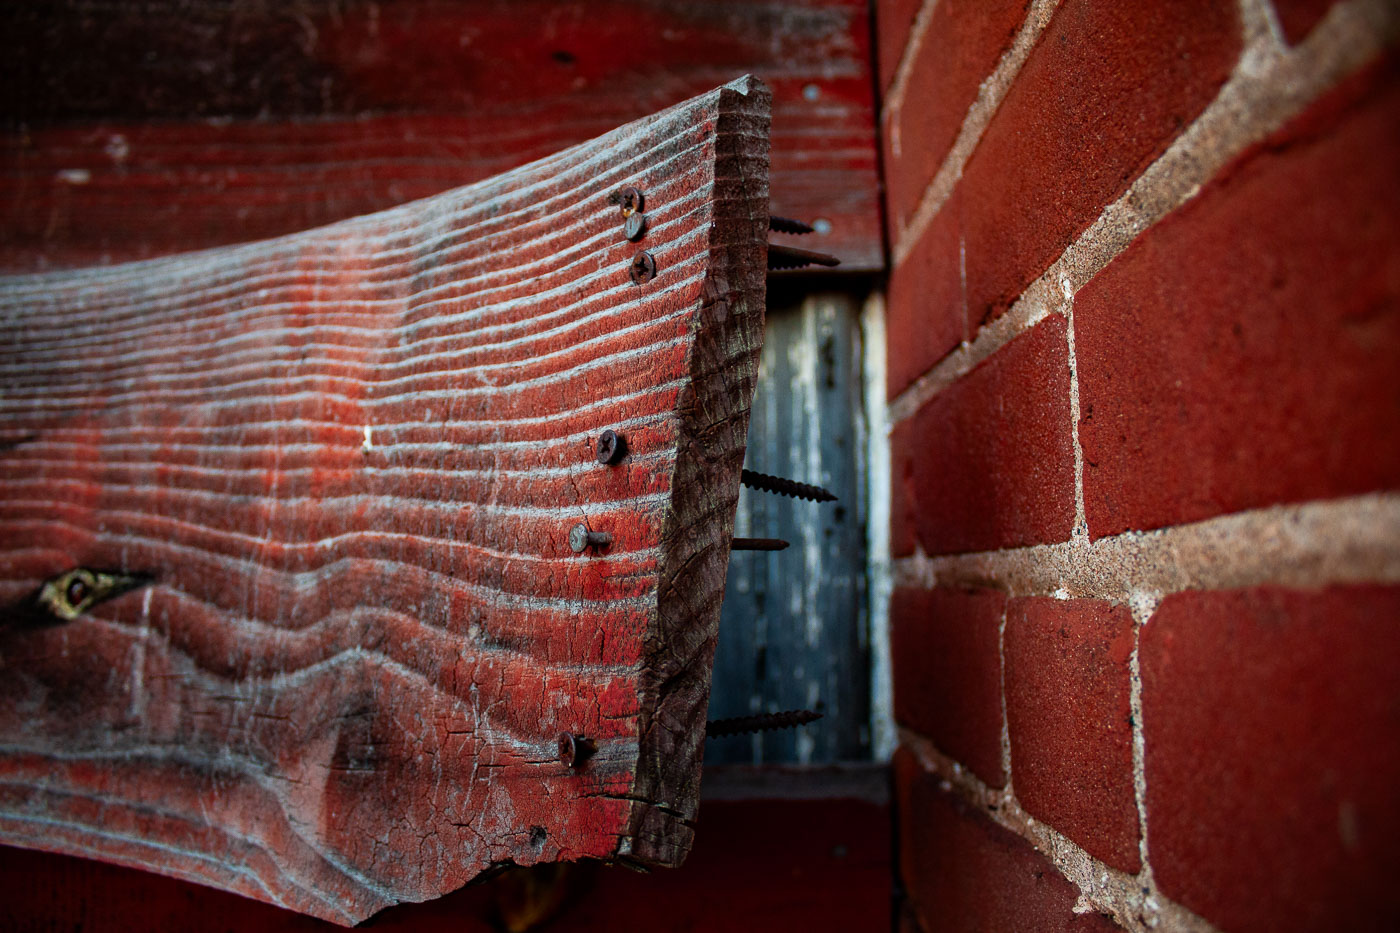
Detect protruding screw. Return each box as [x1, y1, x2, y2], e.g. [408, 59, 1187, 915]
[731, 537, 790, 551]
[705, 709, 823, 738]
[629, 250, 657, 285]
[32, 567, 152, 624]
[769, 215, 816, 235]
[614, 186, 643, 217]
[569, 523, 613, 554]
[558, 732, 597, 769]
[741, 468, 837, 502]
[65, 576, 90, 606]
[596, 429, 627, 465]
[768, 244, 840, 270]
[624, 211, 647, 241]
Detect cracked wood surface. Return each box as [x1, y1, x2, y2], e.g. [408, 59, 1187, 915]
[0, 77, 770, 925]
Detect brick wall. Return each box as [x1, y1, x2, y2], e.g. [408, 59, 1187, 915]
[877, 1, 1400, 931]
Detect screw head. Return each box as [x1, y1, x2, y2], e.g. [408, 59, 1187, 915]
[558, 732, 597, 769]
[65, 575, 90, 607]
[616, 186, 643, 217]
[629, 250, 656, 285]
[624, 211, 647, 241]
[569, 523, 612, 554]
[596, 429, 626, 465]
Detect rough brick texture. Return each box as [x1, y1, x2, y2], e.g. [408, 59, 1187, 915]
[894, 749, 1126, 933]
[957, 0, 1239, 330]
[887, 188, 964, 398]
[1273, 0, 1342, 44]
[876, 0, 924, 91]
[882, 0, 1030, 232]
[1143, 586, 1400, 933]
[1005, 598, 1140, 873]
[891, 588, 1007, 788]
[1078, 56, 1400, 539]
[892, 317, 1075, 556]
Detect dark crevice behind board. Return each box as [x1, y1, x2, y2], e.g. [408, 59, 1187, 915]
[707, 286, 872, 765]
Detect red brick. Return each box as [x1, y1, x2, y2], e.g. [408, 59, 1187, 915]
[1005, 598, 1140, 873]
[882, 0, 1030, 232]
[892, 587, 1007, 787]
[887, 188, 965, 398]
[1077, 56, 1400, 539]
[1142, 586, 1400, 933]
[876, 0, 924, 92]
[893, 316, 1074, 556]
[890, 472, 918, 558]
[894, 748, 1126, 933]
[960, 0, 1239, 330]
[1273, 0, 1341, 45]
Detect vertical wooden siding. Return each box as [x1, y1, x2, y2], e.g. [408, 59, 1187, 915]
[0, 0, 880, 272]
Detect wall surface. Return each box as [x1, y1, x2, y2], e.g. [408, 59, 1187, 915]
[877, 0, 1400, 930]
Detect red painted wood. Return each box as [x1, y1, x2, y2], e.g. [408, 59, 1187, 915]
[0, 0, 878, 272]
[0, 77, 771, 925]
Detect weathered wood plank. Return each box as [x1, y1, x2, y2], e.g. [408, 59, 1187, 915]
[708, 290, 871, 766]
[0, 0, 878, 272]
[0, 76, 770, 925]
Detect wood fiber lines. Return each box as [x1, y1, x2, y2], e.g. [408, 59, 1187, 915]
[0, 77, 771, 925]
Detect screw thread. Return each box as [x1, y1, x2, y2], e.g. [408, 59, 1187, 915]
[769, 215, 815, 235]
[705, 709, 823, 738]
[741, 469, 838, 503]
[767, 244, 840, 270]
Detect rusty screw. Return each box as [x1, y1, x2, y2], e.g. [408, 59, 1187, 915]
[65, 576, 90, 606]
[629, 250, 657, 285]
[558, 732, 597, 769]
[615, 185, 643, 217]
[596, 429, 627, 465]
[741, 468, 837, 502]
[624, 211, 647, 241]
[569, 523, 612, 554]
[705, 709, 823, 738]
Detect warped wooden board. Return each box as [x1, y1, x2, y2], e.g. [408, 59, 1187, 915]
[0, 0, 878, 272]
[0, 76, 770, 925]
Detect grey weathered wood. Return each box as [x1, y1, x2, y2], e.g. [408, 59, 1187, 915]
[706, 289, 871, 764]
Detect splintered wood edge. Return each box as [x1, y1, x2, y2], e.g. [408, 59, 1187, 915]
[625, 76, 771, 867]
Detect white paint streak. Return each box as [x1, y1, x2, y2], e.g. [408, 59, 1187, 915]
[861, 293, 895, 761]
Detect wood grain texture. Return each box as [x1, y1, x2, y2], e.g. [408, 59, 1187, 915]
[0, 0, 877, 272]
[0, 76, 770, 925]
